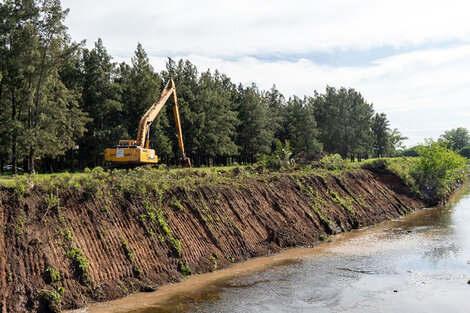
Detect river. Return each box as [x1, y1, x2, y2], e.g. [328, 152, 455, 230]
[85, 185, 470, 313]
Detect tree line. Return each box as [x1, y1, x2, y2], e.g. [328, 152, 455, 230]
[0, 0, 406, 174]
[399, 127, 470, 159]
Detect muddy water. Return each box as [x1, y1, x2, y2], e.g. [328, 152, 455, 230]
[84, 185, 470, 313]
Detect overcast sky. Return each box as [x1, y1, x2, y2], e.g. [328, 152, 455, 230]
[61, 0, 470, 147]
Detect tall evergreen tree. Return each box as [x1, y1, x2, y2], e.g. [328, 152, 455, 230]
[79, 39, 124, 168]
[286, 96, 322, 154]
[264, 85, 288, 145]
[314, 86, 373, 159]
[371, 113, 390, 157]
[0, 0, 88, 173]
[237, 84, 274, 163]
[194, 70, 239, 165]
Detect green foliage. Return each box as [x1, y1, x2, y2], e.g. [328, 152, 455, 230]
[65, 245, 90, 284]
[169, 200, 185, 212]
[15, 216, 26, 236]
[66, 246, 89, 271]
[371, 113, 407, 157]
[257, 140, 293, 170]
[45, 267, 62, 286]
[237, 85, 275, 163]
[318, 154, 347, 170]
[410, 140, 468, 204]
[313, 86, 374, 160]
[44, 193, 60, 210]
[119, 236, 134, 261]
[39, 287, 65, 306]
[439, 127, 470, 151]
[396, 146, 420, 157]
[460, 145, 470, 158]
[209, 256, 218, 270]
[358, 157, 417, 188]
[140, 200, 182, 256]
[179, 262, 191, 276]
[0, 0, 89, 174]
[79, 39, 125, 168]
[285, 96, 322, 154]
[63, 229, 73, 241]
[329, 190, 355, 216]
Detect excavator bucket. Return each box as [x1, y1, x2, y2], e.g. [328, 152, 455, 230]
[181, 157, 191, 168]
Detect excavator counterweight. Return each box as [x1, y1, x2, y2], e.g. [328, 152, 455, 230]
[104, 78, 191, 167]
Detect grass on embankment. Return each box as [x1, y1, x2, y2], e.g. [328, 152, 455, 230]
[1, 142, 467, 206]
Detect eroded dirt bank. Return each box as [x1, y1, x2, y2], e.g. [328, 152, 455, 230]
[0, 169, 424, 312]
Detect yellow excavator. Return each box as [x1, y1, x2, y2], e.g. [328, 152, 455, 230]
[104, 78, 191, 167]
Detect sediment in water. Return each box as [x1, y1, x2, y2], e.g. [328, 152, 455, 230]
[0, 168, 424, 312]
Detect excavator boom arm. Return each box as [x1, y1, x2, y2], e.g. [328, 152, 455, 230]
[135, 78, 189, 165]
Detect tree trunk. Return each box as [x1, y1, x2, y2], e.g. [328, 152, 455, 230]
[71, 149, 75, 172]
[11, 88, 17, 175]
[0, 155, 4, 175]
[28, 148, 35, 174]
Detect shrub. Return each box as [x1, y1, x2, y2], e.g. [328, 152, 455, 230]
[411, 140, 468, 204]
[459, 145, 470, 159]
[44, 194, 60, 210]
[318, 154, 347, 170]
[179, 262, 191, 276]
[256, 140, 293, 170]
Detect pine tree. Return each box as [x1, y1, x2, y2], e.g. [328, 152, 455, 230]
[237, 84, 274, 163]
[0, 0, 88, 173]
[79, 39, 124, 168]
[286, 96, 322, 154]
[314, 87, 373, 159]
[371, 113, 390, 157]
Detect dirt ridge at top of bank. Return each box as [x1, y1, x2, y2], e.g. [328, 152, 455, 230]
[0, 167, 425, 312]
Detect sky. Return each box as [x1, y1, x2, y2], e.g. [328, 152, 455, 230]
[61, 0, 470, 147]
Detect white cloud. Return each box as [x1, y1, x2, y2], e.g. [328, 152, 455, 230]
[61, 0, 470, 146]
[62, 0, 470, 56]
[141, 45, 470, 146]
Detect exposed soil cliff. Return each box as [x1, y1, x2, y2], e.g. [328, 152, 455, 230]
[0, 168, 424, 312]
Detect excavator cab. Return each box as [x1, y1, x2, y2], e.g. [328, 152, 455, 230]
[118, 140, 136, 147]
[104, 78, 190, 168]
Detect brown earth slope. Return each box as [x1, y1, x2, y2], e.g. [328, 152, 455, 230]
[0, 169, 423, 312]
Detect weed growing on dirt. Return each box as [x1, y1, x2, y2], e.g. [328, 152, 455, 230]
[39, 287, 65, 308]
[64, 245, 90, 284]
[45, 267, 62, 285]
[133, 266, 142, 278]
[310, 204, 331, 225]
[119, 236, 134, 262]
[140, 201, 182, 257]
[98, 228, 107, 240]
[179, 262, 191, 276]
[15, 216, 26, 236]
[62, 229, 73, 241]
[169, 200, 185, 212]
[222, 216, 242, 234]
[117, 236, 143, 278]
[44, 193, 61, 210]
[329, 190, 355, 216]
[209, 256, 218, 270]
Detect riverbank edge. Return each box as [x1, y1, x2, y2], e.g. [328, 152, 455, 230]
[79, 179, 470, 313]
[0, 168, 438, 312]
